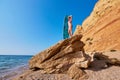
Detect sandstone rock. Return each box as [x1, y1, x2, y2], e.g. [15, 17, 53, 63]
[82, 0, 120, 31]
[67, 64, 87, 80]
[29, 35, 84, 68]
[74, 25, 83, 35]
[74, 51, 94, 69]
[75, 60, 90, 69]
[29, 35, 93, 80]
[74, 0, 120, 52]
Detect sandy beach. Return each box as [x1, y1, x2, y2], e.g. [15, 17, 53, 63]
[85, 66, 120, 80]
[1, 65, 120, 80]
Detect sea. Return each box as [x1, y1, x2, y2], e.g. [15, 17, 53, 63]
[0, 55, 32, 77]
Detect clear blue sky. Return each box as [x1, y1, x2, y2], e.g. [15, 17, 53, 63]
[0, 0, 97, 55]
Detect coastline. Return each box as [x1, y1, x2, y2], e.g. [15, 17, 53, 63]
[5, 64, 120, 80]
[1, 51, 120, 80]
[0, 64, 29, 80]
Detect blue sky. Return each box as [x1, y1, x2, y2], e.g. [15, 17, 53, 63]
[0, 0, 97, 55]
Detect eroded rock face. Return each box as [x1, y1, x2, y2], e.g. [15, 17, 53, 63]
[73, 25, 83, 36]
[74, 0, 120, 52]
[29, 35, 93, 80]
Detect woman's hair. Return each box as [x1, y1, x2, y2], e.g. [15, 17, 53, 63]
[68, 15, 72, 19]
[68, 15, 72, 22]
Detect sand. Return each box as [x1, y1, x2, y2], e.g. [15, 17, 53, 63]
[0, 65, 29, 80]
[1, 64, 120, 80]
[85, 66, 120, 80]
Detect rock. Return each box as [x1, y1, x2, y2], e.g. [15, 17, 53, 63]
[29, 35, 93, 79]
[29, 35, 83, 69]
[74, 25, 83, 35]
[74, 0, 120, 52]
[74, 51, 93, 68]
[67, 64, 87, 80]
[75, 60, 90, 69]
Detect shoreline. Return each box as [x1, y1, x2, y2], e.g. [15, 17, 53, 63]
[5, 65, 120, 80]
[0, 64, 29, 80]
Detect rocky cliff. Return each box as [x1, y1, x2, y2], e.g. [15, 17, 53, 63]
[74, 0, 120, 52]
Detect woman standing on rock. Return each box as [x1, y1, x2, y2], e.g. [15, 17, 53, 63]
[63, 15, 73, 39]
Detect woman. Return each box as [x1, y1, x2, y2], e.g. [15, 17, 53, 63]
[63, 15, 73, 39]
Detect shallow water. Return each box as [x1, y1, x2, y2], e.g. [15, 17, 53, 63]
[0, 55, 32, 75]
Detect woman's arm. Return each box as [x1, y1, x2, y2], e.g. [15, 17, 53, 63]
[68, 22, 72, 37]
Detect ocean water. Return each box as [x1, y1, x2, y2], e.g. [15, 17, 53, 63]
[0, 55, 32, 74]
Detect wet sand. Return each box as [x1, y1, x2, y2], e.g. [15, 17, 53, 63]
[0, 65, 29, 80]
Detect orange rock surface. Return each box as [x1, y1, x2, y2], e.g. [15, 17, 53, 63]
[74, 0, 120, 52]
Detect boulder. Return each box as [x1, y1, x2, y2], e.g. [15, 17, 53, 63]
[29, 35, 93, 79]
[67, 64, 87, 80]
[74, 25, 83, 35]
